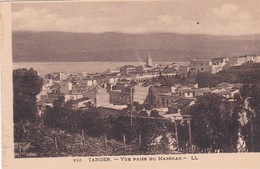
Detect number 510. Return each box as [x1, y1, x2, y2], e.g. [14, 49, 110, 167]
[73, 159, 82, 162]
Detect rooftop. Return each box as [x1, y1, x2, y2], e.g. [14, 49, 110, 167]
[173, 97, 195, 106]
[120, 65, 136, 69]
[70, 97, 91, 104]
[190, 58, 211, 62]
[212, 57, 226, 61]
[99, 104, 127, 110]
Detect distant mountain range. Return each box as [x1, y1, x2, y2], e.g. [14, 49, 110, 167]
[12, 31, 260, 62]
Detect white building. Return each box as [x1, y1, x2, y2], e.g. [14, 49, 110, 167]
[59, 72, 69, 81]
[211, 57, 229, 74]
[60, 81, 72, 95]
[254, 55, 260, 63]
[189, 59, 212, 75]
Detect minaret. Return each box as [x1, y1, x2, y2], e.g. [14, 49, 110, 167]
[146, 53, 153, 67]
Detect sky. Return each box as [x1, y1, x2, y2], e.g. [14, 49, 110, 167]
[12, 0, 260, 35]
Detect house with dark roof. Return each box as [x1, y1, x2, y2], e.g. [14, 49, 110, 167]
[120, 65, 136, 75]
[154, 93, 180, 108]
[109, 85, 135, 105]
[70, 97, 92, 109]
[136, 65, 153, 74]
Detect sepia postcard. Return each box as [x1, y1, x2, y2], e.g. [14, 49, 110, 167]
[1, 0, 260, 168]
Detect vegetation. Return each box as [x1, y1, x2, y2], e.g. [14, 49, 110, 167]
[195, 63, 260, 87]
[15, 120, 132, 157]
[217, 62, 260, 84]
[195, 72, 224, 87]
[188, 93, 238, 152]
[234, 84, 260, 152]
[13, 66, 260, 157]
[44, 99, 177, 155]
[188, 83, 260, 153]
[13, 68, 43, 122]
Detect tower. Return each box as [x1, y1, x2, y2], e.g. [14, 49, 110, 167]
[146, 53, 153, 67]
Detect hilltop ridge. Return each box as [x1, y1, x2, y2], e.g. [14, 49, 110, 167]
[13, 31, 260, 62]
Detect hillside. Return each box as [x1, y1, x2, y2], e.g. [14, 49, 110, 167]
[194, 62, 260, 87]
[12, 31, 260, 62]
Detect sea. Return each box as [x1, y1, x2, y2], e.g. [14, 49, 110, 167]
[13, 62, 189, 76]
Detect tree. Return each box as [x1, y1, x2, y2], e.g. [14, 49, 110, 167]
[195, 72, 223, 87]
[177, 121, 189, 152]
[150, 110, 160, 117]
[14, 95, 38, 122]
[81, 111, 111, 137]
[13, 68, 43, 122]
[136, 110, 174, 154]
[138, 110, 152, 153]
[188, 93, 238, 152]
[148, 110, 176, 154]
[237, 84, 260, 152]
[44, 95, 112, 137]
[44, 96, 67, 129]
[44, 96, 83, 133]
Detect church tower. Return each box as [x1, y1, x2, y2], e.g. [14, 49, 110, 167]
[146, 53, 153, 67]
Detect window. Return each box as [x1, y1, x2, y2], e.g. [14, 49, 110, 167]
[162, 98, 165, 107]
[162, 98, 165, 103]
[201, 63, 203, 66]
[201, 68, 204, 71]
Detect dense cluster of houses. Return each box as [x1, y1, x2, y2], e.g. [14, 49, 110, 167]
[36, 54, 259, 119]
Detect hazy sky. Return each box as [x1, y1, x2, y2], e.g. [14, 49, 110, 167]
[12, 0, 260, 35]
